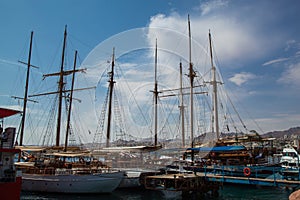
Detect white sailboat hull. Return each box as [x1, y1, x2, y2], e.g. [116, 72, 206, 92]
[118, 170, 142, 188]
[21, 171, 124, 193]
[116, 168, 158, 188]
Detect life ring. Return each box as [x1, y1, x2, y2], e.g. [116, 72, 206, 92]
[243, 167, 251, 176]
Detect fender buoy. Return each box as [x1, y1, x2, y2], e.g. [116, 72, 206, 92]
[243, 167, 251, 176]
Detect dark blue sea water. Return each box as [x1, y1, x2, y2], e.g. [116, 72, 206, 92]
[21, 185, 293, 200]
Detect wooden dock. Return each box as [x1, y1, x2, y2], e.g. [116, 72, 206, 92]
[144, 171, 300, 198]
[144, 173, 221, 198]
[198, 172, 300, 188]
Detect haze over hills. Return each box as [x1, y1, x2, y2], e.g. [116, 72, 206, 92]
[192, 127, 300, 144]
[262, 127, 300, 139]
[82, 127, 300, 148]
[218, 127, 300, 139]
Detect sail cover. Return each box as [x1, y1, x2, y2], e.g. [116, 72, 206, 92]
[0, 107, 21, 118]
[187, 145, 247, 152]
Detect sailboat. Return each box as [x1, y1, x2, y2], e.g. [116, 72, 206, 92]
[160, 22, 283, 180]
[90, 43, 167, 188]
[15, 27, 125, 193]
[91, 47, 162, 151]
[185, 30, 258, 163]
[157, 16, 249, 172]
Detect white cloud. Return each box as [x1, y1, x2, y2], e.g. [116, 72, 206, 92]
[0, 58, 21, 67]
[278, 62, 300, 86]
[255, 113, 300, 133]
[262, 58, 290, 66]
[146, 10, 277, 67]
[228, 72, 256, 86]
[285, 40, 297, 51]
[61, 1, 300, 141]
[195, 0, 229, 16]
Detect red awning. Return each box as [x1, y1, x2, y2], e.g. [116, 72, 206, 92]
[0, 107, 21, 118]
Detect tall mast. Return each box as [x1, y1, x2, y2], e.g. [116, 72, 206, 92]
[64, 50, 77, 152]
[19, 31, 33, 146]
[179, 61, 185, 147]
[106, 48, 115, 147]
[188, 15, 196, 162]
[154, 39, 158, 146]
[56, 25, 67, 147]
[188, 15, 195, 149]
[209, 30, 220, 140]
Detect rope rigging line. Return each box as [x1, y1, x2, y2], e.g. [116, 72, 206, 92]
[42, 95, 58, 146]
[158, 94, 181, 141]
[93, 87, 110, 147]
[113, 64, 128, 141]
[113, 91, 127, 141]
[225, 91, 248, 133]
[115, 61, 152, 137]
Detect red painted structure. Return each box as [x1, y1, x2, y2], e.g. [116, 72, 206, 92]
[0, 107, 22, 200]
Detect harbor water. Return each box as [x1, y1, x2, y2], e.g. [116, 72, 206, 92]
[21, 185, 293, 200]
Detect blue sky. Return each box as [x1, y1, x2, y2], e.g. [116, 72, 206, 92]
[0, 0, 299, 145]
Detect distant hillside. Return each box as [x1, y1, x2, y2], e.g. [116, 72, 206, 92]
[262, 127, 300, 138]
[83, 127, 300, 147]
[194, 127, 300, 142]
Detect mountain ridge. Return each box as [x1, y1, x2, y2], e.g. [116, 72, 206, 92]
[262, 126, 300, 139]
